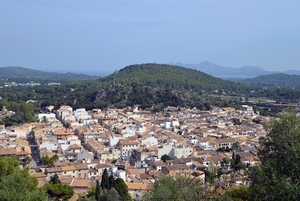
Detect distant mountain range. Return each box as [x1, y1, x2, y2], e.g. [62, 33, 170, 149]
[171, 61, 300, 78]
[0, 66, 101, 83]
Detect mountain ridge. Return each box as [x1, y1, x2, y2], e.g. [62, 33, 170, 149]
[172, 61, 300, 78]
[0, 66, 101, 82]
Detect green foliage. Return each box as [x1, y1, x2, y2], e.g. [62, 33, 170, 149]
[43, 182, 74, 201]
[0, 156, 20, 177]
[86, 185, 96, 198]
[113, 178, 132, 201]
[225, 186, 251, 201]
[108, 175, 115, 189]
[43, 173, 74, 200]
[221, 157, 230, 167]
[161, 154, 171, 162]
[199, 168, 216, 183]
[50, 174, 61, 184]
[100, 168, 109, 190]
[0, 101, 37, 126]
[230, 154, 246, 172]
[41, 155, 58, 167]
[95, 180, 101, 201]
[24, 155, 32, 166]
[241, 73, 300, 88]
[142, 175, 205, 201]
[99, 63, 250, 94]
[0, 158, 49, 201]
[249, 110, 300, 200]
[99, 188, 121, 201]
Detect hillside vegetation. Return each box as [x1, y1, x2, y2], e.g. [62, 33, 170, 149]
[98, 63, 250, 94]
[240, 73, 300, 88]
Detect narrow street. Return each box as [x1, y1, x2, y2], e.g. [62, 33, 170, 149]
[27, 131, 41, 167]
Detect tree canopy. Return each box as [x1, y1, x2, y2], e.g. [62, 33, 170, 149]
[0, 157, 49, 201]
[142, 175, 207, 201]
[249, 110, 300, 200]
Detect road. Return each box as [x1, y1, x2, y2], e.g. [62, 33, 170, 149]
[27, 131, 41, 167]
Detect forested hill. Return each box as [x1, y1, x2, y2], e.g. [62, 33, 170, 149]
[0, 66, 100, 82]
[98, 63, 250, 94]
[240, 73, 300, 88]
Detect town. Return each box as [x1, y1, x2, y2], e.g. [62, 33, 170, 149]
[0, 104, 267, 200]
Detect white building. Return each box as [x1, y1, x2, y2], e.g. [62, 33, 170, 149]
[141, 136, 158, 147]
[109, 135, 119, 147]
[38, 113, 56, 123]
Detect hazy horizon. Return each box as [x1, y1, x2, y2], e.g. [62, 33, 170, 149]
[1, 1, 300, 72]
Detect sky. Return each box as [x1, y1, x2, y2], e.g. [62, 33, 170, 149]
[1, 1, 300, 75]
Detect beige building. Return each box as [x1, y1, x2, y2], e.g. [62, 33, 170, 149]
[98, 148, 120, 161]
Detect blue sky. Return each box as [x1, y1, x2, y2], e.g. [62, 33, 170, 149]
[1, 1, 300, 74]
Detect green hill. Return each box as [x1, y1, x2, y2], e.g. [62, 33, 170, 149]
[241, 73, 300, 88]
[98, 63, 250, 94]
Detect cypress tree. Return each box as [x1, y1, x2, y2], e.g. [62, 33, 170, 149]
[95, 180, 101, 201]
[101, 168, 109, 190]
[108, 174, 115, 189]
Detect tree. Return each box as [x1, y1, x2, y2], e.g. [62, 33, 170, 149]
[95, 180, 101, 201]
[24, 156, 32, 166]
[160, 154, 171, 163]
[0, 158, 49, 201]
[0, 156, 20, 177]
[108, 175, 115, 189]
[100, 188, 121, 201]
[41, 155, 58, 167]
[100, 168, 109, 190]
[50, 174, 61, 184]
[43, 174, 74, 201]
[225, 186, 251, 201]
[142, 175, 205, 201]
[86, 185, 96, 198]
[249, 110, 300, 200]
[113, 178, 132, 201]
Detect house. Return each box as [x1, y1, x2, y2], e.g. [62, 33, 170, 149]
[162, 164, 190, 176]
[127, 182, 154, 201]
[148, 160, 165, 172]
[71, 178, 90, 194]
[98, 148, 120, 161]
[54, 129, 74, 140]
[215, 138, 236, 149]
[119, 140, 140, 159]
[0, 146, 31, 167]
